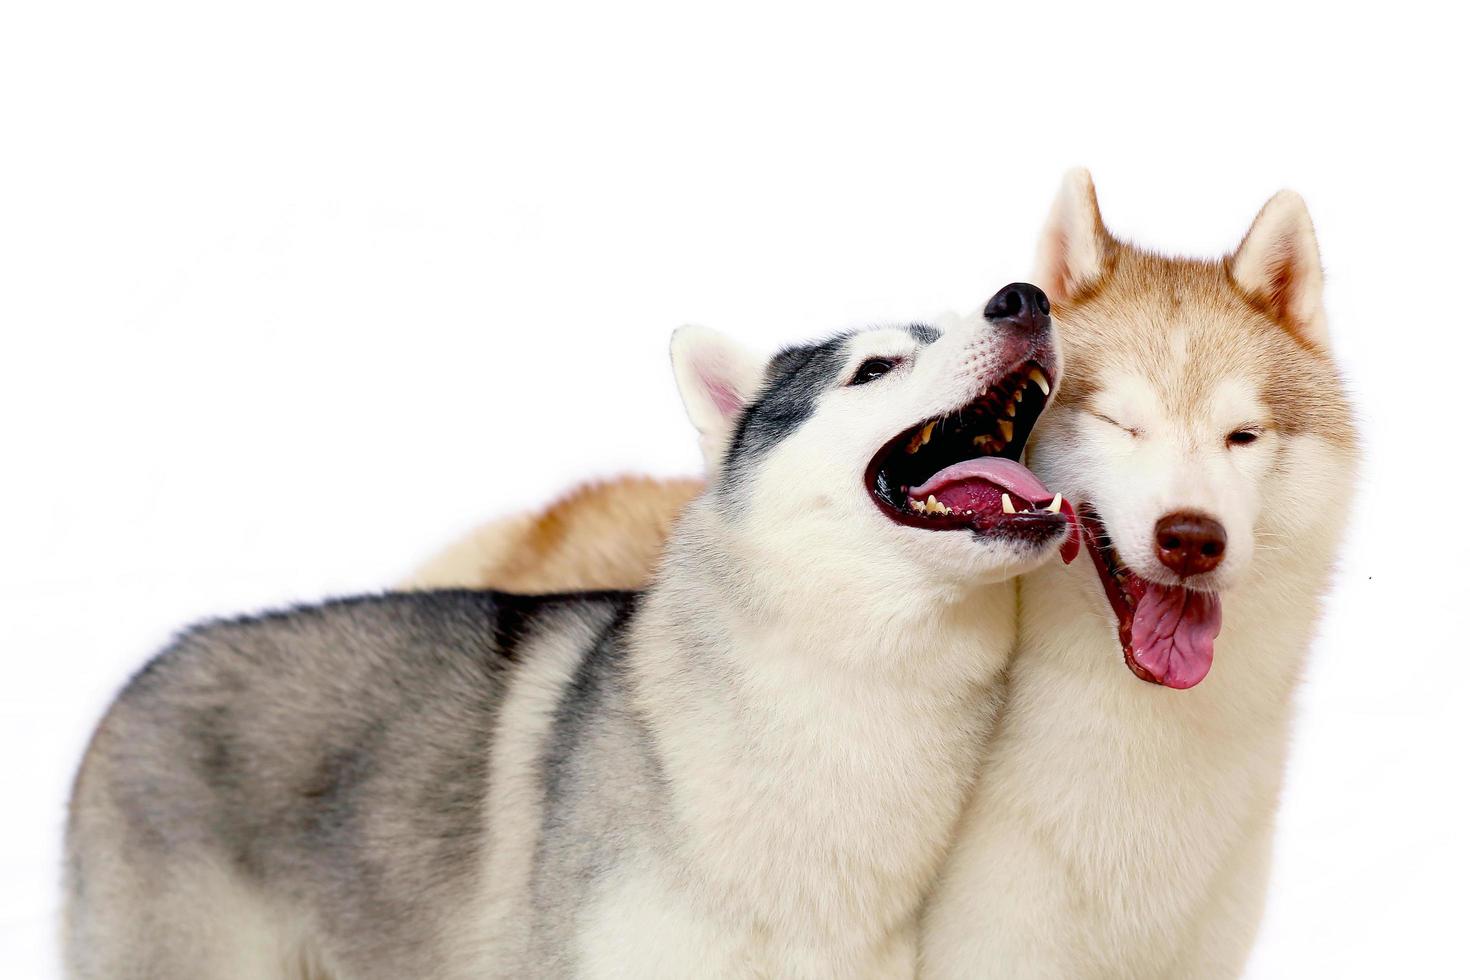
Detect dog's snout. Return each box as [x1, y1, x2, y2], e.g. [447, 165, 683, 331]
[983, 282, 1051, 336]
[1154, 512, 1227, 578]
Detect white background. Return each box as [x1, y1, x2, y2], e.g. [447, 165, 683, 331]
[2, 2, 1466, 976]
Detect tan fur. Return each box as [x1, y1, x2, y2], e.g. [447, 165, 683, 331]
[918, 170, 1358, 978]
[405, 475, 700, 592]
[1050, 245, 1353, 445]
[411, 175, 1354, 977]
[407, 226, 1350, 602]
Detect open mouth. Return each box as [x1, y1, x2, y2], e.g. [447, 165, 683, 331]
[866, 360, 1079, 559]
[1078, 506, 1223, 690]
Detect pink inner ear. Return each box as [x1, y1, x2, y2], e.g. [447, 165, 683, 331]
[1266, 242, 1299, 306]
[699, 366, 743, 419]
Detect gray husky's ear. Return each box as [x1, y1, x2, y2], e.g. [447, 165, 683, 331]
[670, 326, 765, 473]
[1229, 191, 1327, 349]
[1034, 168, 1113, 302]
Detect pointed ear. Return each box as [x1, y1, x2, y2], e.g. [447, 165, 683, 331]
[670, 326, 765, 473]
[1229, 190, 1327, 349]
[1033, 168, 1113, 302]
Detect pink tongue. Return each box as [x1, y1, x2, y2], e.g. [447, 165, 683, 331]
[1129, 583, 1223, 690]
[909, 457, 1053, 502]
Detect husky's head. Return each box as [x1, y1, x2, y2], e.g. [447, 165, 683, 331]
[1029, 169, 1356, 689]
[670, 284, 1079, 604]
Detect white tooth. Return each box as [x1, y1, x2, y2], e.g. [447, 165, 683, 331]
[997, 419, 1014, 442]
[921, 421, 936, 445]
[910, 498, 924, 512]
[1029, 368, 1050, 395]
[1046, 493, 1062, 513]
[1001, 493, 1016, 515]
[926, 494, 939, 514]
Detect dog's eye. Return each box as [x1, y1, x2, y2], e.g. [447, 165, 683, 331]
[1094, 412, 1140, 437]
[1227, 428, 1262, 447]
[850, 358, 896, 385]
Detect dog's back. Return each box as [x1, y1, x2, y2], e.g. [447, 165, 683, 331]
[64, 589, 626, 979]
[406, 476, 700, 593]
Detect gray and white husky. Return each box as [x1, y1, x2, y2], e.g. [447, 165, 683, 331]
[65, 284, 1078, 978]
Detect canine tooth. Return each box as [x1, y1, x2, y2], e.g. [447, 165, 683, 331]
[997, 419, 1013, 441]
[1046, 493, 1063, 513]
[921, 421, 936, 446]
[1029, 368, 1050, 395]
[1001, 493, 1016, 515]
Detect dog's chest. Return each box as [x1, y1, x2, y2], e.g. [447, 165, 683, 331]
[1003, 620, 1295, 966]
[672, 638, 997, 946]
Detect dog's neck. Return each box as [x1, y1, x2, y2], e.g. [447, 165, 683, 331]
[617, 497, 1016, 941]
[636, 498, 1014, 688]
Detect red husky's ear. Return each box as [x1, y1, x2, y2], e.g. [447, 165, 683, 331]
[670, 326, 765, 474]
[1229, 191, 1328, 350]
[1033, 168, 1115, 303]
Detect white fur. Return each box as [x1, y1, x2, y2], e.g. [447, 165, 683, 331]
[670, 324, 766, 472]
[1033, 168, 1110, 302]
[919, 175, 1357, 978]
[553, 312, 1065, 977]
[457, 608, 623, 970]
[1079, 372, 1275, 591]
[921, 426, 1353, 979]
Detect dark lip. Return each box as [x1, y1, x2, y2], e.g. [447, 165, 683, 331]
[1077, 504, 1158, 684]
[865, 352, 1062, 539]
[1077, 504, 1219, 686]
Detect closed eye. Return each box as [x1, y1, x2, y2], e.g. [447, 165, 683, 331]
[1091, 411, 1141, 437]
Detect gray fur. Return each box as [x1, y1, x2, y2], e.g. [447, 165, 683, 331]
[906, 323, 941, 346]
[66, 590, 639, 978]
[719, 332, 853, 493]
[64, 312, 1060, 979]
[723, 323, 940, 490]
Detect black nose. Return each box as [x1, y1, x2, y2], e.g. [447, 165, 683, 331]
[983, 282, 1052, 336]
[1154, 512, 1227, 578]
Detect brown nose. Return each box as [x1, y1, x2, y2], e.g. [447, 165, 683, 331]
[1154, 512, 1227, 577]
